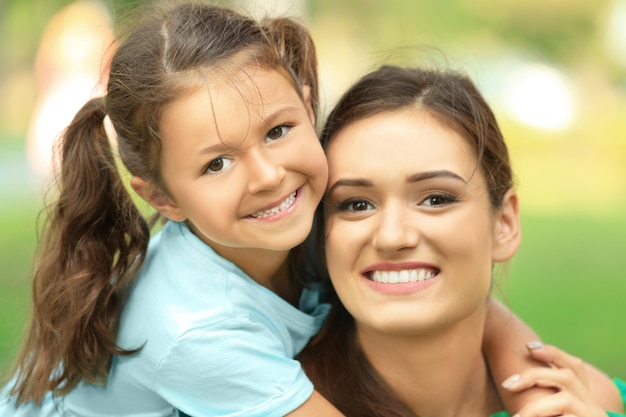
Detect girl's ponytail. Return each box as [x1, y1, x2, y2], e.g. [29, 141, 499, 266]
[262, 17, 320, 122]
[10, 97, 149, 404]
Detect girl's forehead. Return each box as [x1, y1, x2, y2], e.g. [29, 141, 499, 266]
[159, 66, 304, 150]
[196, 65, 295, 107]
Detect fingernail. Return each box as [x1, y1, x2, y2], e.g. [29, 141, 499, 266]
[526, 340, 544, 350]
[501, 373, 520, 389]
[511, 414, 520, 417]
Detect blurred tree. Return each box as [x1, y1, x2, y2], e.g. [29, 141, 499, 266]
[308, 0, 613, 68]
[0, 0, 128, 138]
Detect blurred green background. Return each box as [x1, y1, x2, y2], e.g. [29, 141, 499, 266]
[1, 0, 625, 383]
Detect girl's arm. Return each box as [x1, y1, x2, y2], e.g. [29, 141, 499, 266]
[483, 297, 554, 413]
[502, 344, 624, 415]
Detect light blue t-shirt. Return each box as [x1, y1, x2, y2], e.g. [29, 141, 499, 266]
[1, 221, 330, 417]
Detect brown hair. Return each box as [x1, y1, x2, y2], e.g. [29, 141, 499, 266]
[298, 65, 514, 416]
[10, 1, 319, 404]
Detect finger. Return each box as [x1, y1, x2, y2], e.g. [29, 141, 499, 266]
[525, 343, 586, 377]
[515, 390, 603, 417]
[502, 367, 587, 394]
[515, 391, 570, 417]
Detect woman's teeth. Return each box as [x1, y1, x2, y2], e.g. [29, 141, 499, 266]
[370, 269, 436, 284]
[250, 192, 296, 219]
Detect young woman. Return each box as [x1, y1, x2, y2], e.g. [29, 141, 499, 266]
[299, 64, 626, 417]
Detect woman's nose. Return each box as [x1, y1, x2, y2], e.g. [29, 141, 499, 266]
[372, 204, 420, 254]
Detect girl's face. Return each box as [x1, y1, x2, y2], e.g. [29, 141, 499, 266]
[146, 68, 327, 265]
[323, 108, 519, 335]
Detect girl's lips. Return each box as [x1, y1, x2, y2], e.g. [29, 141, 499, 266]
[247, 187, 301, 220]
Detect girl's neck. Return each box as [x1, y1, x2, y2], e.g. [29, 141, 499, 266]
[267, 260, 301, 306]
[357, 308, 503, 417]
[211, 244, 299, 305]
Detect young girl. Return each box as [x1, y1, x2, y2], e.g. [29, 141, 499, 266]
[298, 64, 626, 416]
[0, 2, 582, 416]
[3, 2, 337, 416]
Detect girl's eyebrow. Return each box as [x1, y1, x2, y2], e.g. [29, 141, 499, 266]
[197, 107, 304, 156]
[198, 141, 232, 156]
[262, 106, 301, 128]
[327, 170, 468, 195]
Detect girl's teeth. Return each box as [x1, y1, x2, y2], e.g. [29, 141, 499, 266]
[250, 192, 296, 218]
[370, 269, 436, 284]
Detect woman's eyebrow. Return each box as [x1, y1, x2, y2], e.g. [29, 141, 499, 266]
[327, 178, 372, 194]
[327, 171, 467, 194]
[406, 170, 467, 184]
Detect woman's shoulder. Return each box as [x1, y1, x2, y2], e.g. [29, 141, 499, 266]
[608, 377, 626, 415]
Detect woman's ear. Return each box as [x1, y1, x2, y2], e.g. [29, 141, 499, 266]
[130, 176, 186, 222]
[492, 188, 521, 262]
[302, 84, 316, 125]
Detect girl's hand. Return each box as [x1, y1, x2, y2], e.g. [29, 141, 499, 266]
[500, 342, 607, 417]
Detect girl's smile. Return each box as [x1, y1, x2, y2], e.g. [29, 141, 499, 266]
[247, 188, 299, 220]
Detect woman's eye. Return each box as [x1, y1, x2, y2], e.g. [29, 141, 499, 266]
[205, 157, 232, 174]
[265, 125, 291, 142]
[338, 199, 374, 212]
[421, 193, 459, 207]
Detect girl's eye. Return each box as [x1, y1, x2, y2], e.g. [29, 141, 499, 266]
[265, 125, 291, 142]
[421, 193, 459, 207]
[337, 199, 374, 212]
[205, 157, 232, 174]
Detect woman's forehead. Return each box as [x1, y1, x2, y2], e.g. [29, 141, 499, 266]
[325, 109, 480, 182]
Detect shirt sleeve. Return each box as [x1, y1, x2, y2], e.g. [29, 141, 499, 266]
[606, 378, 626, 417]
[155, 316, 313, 417]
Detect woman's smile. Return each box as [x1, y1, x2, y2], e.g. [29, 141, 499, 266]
[368, 268, 438, 284]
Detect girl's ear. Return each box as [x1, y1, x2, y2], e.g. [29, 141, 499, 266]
[130, 176, 186, 222]
[302, 84, 316, 125]
[492, 188, 521, 262]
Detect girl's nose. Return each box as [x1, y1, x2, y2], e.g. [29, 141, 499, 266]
[246, 148, 286, 194]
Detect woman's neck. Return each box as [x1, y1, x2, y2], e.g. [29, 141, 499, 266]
[357, 307, 503, 417]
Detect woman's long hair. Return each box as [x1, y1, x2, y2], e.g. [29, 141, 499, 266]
[298, 64, 514, 416]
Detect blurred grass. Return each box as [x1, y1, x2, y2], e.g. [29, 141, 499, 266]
[0, 203, 36, 379]
[501, 214, 626, 379]
[0, 136, 39, 378]
[0, 139, 625, 382]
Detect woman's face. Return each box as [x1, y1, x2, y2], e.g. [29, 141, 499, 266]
[323, 108, 518, 335]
